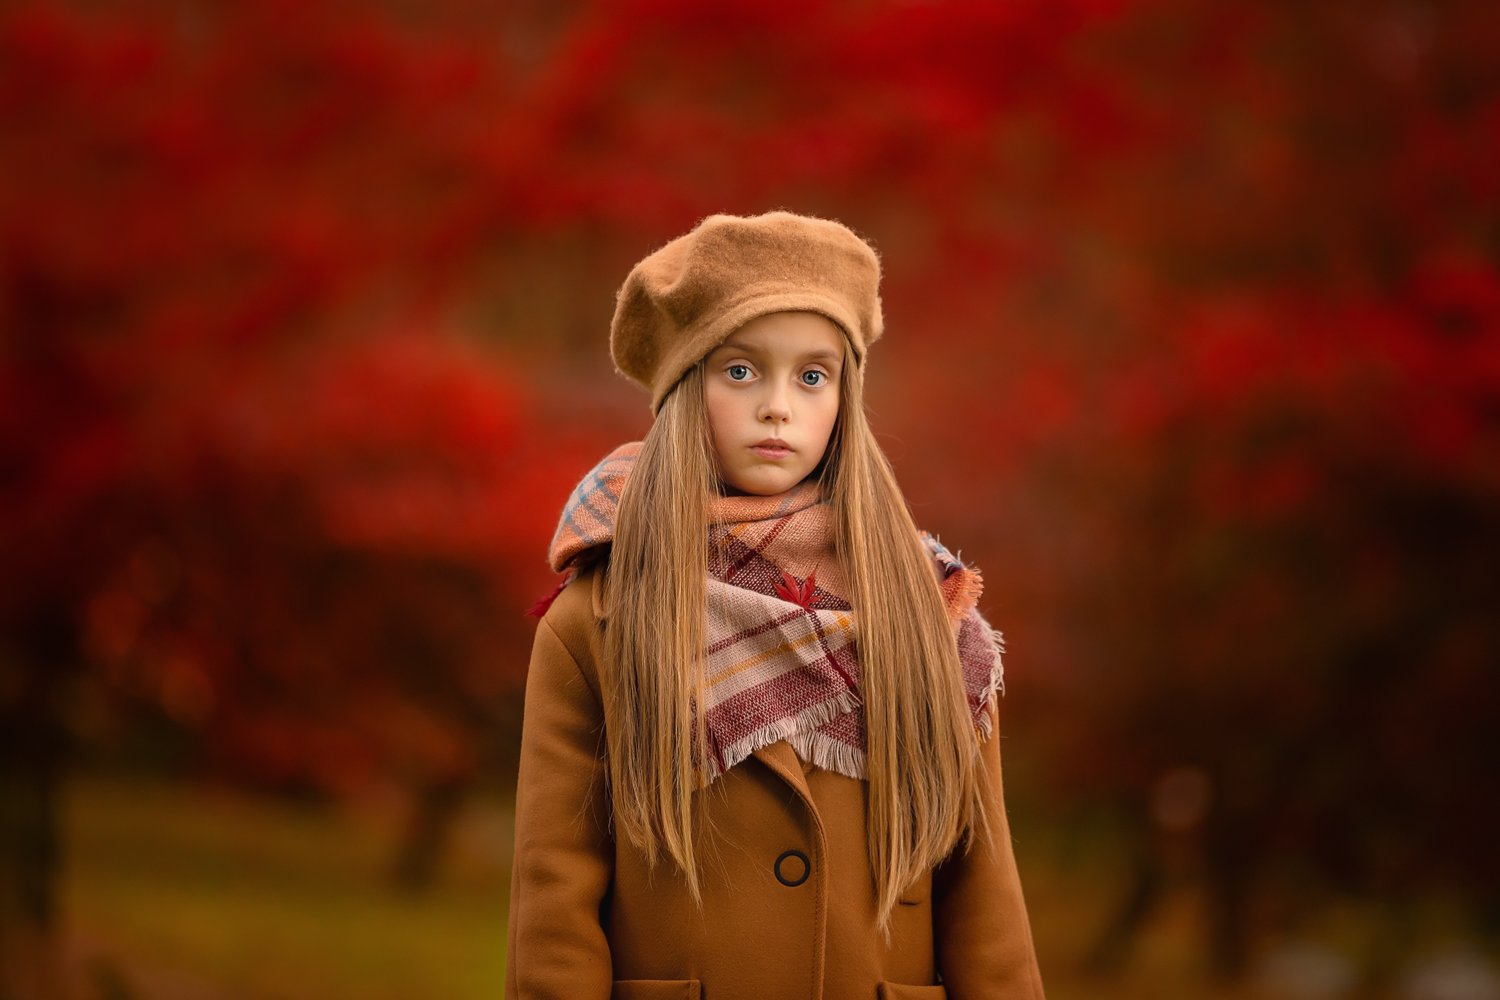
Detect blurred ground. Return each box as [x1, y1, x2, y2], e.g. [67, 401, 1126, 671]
[59, 773, 511, 1000]
[53, 772, 1500, 1000]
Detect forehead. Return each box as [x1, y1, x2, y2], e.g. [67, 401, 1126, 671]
[712, 311, 847, 360]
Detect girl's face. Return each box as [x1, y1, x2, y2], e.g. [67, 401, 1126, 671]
[703, 310, 845, 497]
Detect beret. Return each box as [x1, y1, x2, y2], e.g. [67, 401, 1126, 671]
[609, 210, 884, 414]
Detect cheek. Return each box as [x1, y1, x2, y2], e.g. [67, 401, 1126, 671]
[703, 386, 734, 448]
[808, 397, 840, 455]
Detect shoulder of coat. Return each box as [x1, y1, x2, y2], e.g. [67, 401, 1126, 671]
[538, 561, 607, 701]
[542, 560, 606, 628]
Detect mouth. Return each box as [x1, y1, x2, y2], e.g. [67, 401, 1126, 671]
[751, 439, 793, 459]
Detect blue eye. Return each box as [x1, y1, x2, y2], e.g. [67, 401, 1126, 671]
[802, 370, 826, 387]
[727, 364, 750, 381]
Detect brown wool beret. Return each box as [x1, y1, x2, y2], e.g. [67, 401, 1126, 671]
[610, 210, 884, 414]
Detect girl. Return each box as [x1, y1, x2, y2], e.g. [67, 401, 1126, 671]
[506, 211, 1045, 1000]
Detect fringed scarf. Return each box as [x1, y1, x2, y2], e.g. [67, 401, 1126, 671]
[531, 441, 1006, 785]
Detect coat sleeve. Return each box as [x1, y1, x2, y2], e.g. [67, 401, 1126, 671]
[505, 615, 615, 1000]
[931, 693, 1047, 999]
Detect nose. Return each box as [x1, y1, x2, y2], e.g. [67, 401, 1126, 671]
[759, 385, 791, 424]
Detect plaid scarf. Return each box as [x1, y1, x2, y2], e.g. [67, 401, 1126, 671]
[535, 441, 1006, 784]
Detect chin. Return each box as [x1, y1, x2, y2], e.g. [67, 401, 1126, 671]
[728, 470, 795, 496]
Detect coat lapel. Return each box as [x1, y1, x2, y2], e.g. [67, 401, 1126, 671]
[751, 739, 813, 803]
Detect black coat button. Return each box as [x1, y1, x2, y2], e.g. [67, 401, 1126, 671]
[774, 849, 810, 887]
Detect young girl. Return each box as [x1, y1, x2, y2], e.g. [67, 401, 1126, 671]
[506, 211, 1045, 1000]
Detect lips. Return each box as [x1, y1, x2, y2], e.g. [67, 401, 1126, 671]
[751, 439, 793, 460]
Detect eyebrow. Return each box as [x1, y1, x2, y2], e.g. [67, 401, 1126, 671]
[714, 339, 844, 365]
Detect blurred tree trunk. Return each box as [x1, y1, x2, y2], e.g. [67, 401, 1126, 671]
[1204, 821, 1254, 982]
[0, 616, 75, 1000]
[389, 775, 470, 892]
[1084, 825, 1163, 977]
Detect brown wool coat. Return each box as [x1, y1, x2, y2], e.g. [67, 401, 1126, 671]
[504, 563, 1047, 1000]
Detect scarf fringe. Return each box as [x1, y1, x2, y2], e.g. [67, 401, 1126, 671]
[950, 564, 986, 622]
[974, 624, 1007, 745]
[921, 530, 987, 622]
[714, 690, 862, 777]
[786, 728, 869, 781]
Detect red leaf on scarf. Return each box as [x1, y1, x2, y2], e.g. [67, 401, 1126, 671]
[774, 568, 818, 609]
[773, 569, 798, 604]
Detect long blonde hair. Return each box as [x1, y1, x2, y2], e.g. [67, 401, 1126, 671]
[601, 338, 993, 940]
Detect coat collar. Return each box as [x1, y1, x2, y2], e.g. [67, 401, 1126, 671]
[750, 739, 814, 803]
[590, 562, 609, 620]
